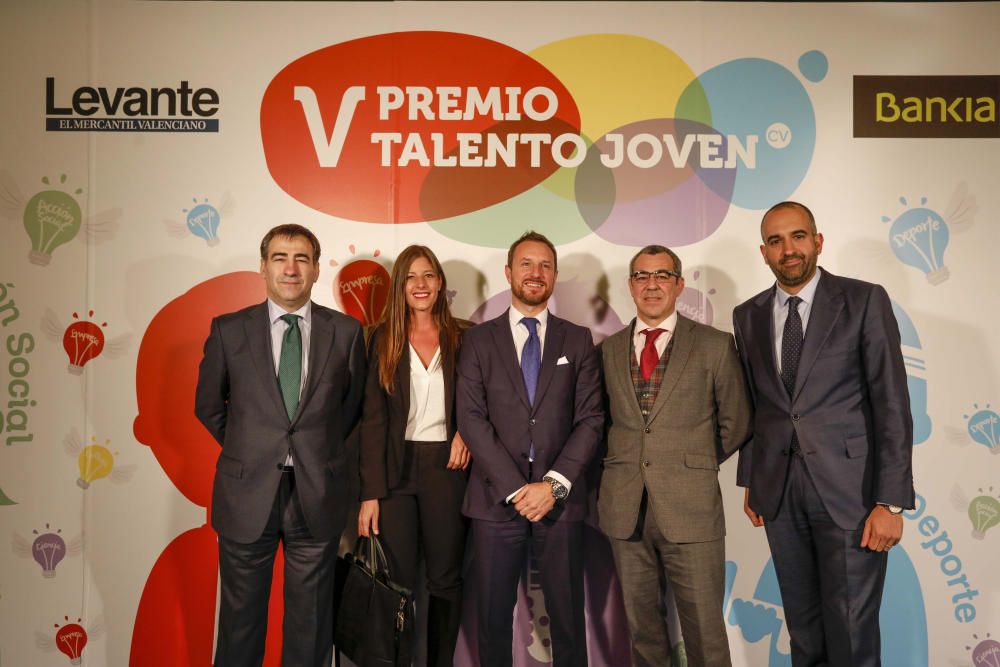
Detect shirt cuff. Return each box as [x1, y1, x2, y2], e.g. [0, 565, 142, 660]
[505, 485, 526, 504]
[544, 470, 572, 495]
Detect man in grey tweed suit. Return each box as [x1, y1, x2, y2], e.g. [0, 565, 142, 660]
[597, 245, 752, 667]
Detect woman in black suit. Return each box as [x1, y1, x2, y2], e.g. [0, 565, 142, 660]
[358, 245, 470, 666]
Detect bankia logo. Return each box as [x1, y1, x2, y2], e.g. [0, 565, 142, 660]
[45, 77, 220, 132]
[854, 75, 1000, 138]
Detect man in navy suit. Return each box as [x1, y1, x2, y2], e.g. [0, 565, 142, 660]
[734, 202, 915, 666]
[457, 231, 604, 667]
[195, 224, 365, 666]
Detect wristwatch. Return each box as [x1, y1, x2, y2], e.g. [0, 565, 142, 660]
[879, 503, 903, 515]
[543, 476, 569, 501]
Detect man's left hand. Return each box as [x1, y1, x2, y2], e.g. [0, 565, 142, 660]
[512, 482, 556, 522]
[860, 505, 903, 552]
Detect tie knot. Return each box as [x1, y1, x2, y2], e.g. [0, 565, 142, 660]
[280, 313, 301, 328]
[641, 328, 665, 345]
[521, 317, 539, 335]
[786, 296, 802, 310]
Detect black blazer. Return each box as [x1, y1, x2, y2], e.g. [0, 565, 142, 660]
[734, 269, 914, 529]
[359, 322, 468, 501]
[195, 301, 366, 543]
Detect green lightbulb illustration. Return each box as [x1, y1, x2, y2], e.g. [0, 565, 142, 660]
[968, 491, 1000, 540]
[23, 174, 82, 266]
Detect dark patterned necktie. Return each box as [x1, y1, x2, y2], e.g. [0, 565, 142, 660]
[639, 328, 665, 380]
[278, 314, 302, 420]
[781, 296, 803, 397]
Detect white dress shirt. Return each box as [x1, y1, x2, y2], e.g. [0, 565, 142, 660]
[268, 299, 311, 466]
[405, 343, 448, 442]
[632, 311, 678, 366]
[505, 306, 571, 500]
[771, 268, 822, 374]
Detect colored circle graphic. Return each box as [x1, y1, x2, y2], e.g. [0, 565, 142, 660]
[677, 58, 816, 210]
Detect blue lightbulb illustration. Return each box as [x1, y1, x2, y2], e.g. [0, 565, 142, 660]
[183, 198, 221, 246]
[965, 404, 1000, 454]
[883, 197, 949, 285]
[890, 300, 931, 445]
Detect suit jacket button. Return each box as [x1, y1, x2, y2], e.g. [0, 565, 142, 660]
[791, 414, 799, 422]
[276, 462, 284, 470]
[644, 427, 651, 434]
[288, 427, 296, 434]
[529, 418, 536, 425]
[642, 460, 651, 467]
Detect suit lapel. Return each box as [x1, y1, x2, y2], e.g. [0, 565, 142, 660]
[647, 316, 694, 423]
[793, 272, 844, 402]
[750, 288, 787, 405]
[295, 303, 336, 423]
[532, 315, 565, 412]
[491, 311, 531, 410]
[398, 338, 412, 423]
[245, 302, 289, 422]
[608, 321, 643, 420]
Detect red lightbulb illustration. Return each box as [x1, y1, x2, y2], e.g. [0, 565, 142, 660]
[62, 311, 106, 375]
[333, 247, 390, 325]
[54, 616, 88, 664]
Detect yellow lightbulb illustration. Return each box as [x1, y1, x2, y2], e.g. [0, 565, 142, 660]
[77, 439, 114, 489]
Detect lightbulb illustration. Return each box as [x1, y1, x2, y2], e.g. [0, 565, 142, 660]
[968, 488, 1000, 540]
[970, 634, 1000, 667]
[332, 246, 390, 326]
[62, 311, 106, 375]
[965, 403, 1000, 454]
[22, 175, 83, 266]
[54, 616, 88, 665]
[78, 438, 114, 489]
[32, 524, 66, 578]
[183, 198, 221, 246]
[882, 197, 950, 285]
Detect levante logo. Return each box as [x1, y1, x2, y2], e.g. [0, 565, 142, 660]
[261, 31, 824, 248]
[45, 77, 220, 132]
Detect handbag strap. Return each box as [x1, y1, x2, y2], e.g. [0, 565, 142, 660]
[353, 535, 392, 580]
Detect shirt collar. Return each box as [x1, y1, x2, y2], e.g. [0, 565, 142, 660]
[775, 267, 822, 308]
[509, 305, 549, 329]
[267, 299, 311, 325]
[635, 311, 677, 335]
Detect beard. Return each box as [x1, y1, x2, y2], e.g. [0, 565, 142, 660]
[769, 253, 817, 287]
[511, 280, 553, 307]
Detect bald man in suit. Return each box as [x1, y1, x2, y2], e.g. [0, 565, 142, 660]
[734, 202, 914, 666]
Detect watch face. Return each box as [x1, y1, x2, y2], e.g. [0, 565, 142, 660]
[888, 505, 903, 514]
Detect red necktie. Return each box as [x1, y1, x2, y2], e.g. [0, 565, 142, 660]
[639, 328, 665, 380]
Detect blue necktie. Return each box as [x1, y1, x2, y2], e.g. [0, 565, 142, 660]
[521, 317, 540, 462]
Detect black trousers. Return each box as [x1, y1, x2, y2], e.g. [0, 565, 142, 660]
[379, 440, 467, 666]
[471, 516, 587, 667]
[764, 453, 888, 667]
[215, 469, 337, 667]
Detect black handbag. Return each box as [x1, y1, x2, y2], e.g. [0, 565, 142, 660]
[334, 535, 414, 667]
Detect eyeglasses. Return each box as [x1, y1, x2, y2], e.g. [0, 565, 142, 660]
[630, 269, 681, 284]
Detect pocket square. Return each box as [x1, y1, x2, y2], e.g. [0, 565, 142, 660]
[557, 356, 570, 365]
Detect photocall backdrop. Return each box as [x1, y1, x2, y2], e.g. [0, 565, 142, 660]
[1, 2, 998, 665]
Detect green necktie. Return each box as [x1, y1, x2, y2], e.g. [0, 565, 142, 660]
[278, 313, 302, 420]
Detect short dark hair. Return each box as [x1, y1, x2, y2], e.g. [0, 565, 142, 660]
[761, 201, 817, 239]
[629, 245, 682, 277]
[507, 230, 557, 270]
[259, 224, 321, 263]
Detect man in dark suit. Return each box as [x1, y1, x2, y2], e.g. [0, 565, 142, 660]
[598, 245, 752, 667]
[734, 202, 914, 666]
[457, 231, 604, 667]
[195, 224, 366, 667]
